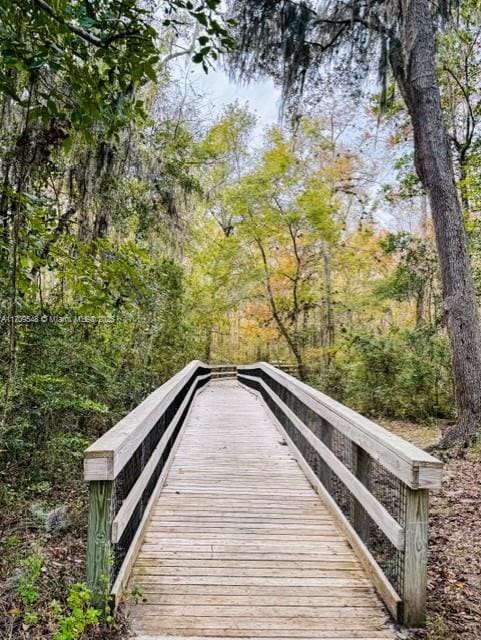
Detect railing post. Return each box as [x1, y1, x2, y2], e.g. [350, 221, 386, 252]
[86, 480, 115, 600]
[351, 443, 371, 542]
[402, 487, 429, 626]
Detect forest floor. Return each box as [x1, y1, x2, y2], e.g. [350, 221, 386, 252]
[1, 421, 480, 639]
[382, 420, 481, 640]
[0, 478, 126, 639]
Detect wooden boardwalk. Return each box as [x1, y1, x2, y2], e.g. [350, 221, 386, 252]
[127, 380, 395, 639]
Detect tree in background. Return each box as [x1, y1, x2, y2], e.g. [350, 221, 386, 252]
[185, 105, 256, 360]
[225, 123, 347, 379]
[0, 0, 234, 439]
[228, 0, 481, 448]
[437, 0, 481, 215]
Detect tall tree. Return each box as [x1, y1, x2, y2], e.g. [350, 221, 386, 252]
[437, 0, 481, 214]
[229, 0, 481, 448]
[220, 123, 345, 379]
[0, 0, 232, 433]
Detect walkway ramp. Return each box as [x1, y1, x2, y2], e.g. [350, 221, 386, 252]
[84, 361, 443, 636]
[127, 380, 395, 639]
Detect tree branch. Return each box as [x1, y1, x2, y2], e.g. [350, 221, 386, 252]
[444, 64, 476, 154]
[162, 23, 200, 65]
[32, 0, 142, 48]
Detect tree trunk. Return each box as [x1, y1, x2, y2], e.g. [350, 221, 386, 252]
[321, 244, 335, 373]
[255, 237, 307, 381]
[290, 343, 307, 381]
[204, 326, 212, 363]
[393, 0, 481, 447]
[458, 156, 470, 214]
[415, 287, 425, 328]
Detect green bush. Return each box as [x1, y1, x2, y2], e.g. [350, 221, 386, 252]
[0, 256, 201, 492]
[17, 554, 43, 608]
[53, 583, 106, 640]
[326, 326, 453, 421]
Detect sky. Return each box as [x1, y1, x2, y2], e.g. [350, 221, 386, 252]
[196, 71, 281, 129]
[177, 59, 282, 137]
[172, 59, 418, 232]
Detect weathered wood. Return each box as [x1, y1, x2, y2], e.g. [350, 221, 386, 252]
[84, 362, 209, 480]
[110, 384, 203, 603]
[85, 362, 211, 604]
[239, 374, 439, 627]
[402, 488, 429, 626]
[128, 604, 387, 617]
[127, 380, 395, 639]
[249, 383, 401, 622]
[135, 635, 394, 640]
[86, 480, 114, 598]
[131, 584, 375, 596]
[351, 443, 371, 542]
[241, 375, 404, 549]
[130, 615, 389, 632]
[135, 636, 393, 640]
[111, 380, 199, 543]
[238, 364, 442, 489]
[83, 364, 440, 635]
[131, 593, 378, 605]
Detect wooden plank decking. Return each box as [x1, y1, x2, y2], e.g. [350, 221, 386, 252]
[127, 380, 396, 639]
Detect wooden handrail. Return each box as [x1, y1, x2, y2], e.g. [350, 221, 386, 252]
[110, 377, 206, 543]
[239, 363, 442, 489]
[237, 362, 443, 626]
[241, 374, 404, 548]
[84, 360, 206, 481]
[84, 360, 442, 625]
[84, 360, 211, 601]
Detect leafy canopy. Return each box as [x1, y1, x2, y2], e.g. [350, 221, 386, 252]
[0, 0, 233, 137]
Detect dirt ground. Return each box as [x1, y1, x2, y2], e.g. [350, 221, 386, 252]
[0, 485, 127, 640]
[382, 420, 481, 640]
[1, 420, 480, 639]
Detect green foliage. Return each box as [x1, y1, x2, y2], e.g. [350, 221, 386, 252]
[376, 231, 438, 305]
[130, 584, 143, 604]
[164, 1, 236, 72]
[0, 0, 233, 139]
[0, 0, 158, 138]
[1, 251, 199, 484]
[214, 120, 342, 369]
[23, 610, 40, 625]
[4, 535, 21, 550]
[53, 583, 104, 640]
[17, 554, 43, 610]
[4, 551, 115, 637]
[1, 5, 474, 638]
[329, 327, 453, 421]
[12, 578, 110, 639]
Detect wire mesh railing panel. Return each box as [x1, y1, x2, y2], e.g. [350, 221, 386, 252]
[368, 460, 407, 526]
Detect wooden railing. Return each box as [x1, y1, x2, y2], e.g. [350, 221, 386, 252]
[84, 359, 442, 625]
[84, 360, 211, 601]
[237, 362, 443, 626]
[209, 363, 237, 379]
[269, 361, 300, 376]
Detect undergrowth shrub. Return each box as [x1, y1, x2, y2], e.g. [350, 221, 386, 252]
[53, 583, 110, 640]
[325, 326, 453, 421]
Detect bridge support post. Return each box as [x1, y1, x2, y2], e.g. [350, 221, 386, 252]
[402, 487, 429, 626]
[86, 480, 114, 602]
[351, 444, 371, 542]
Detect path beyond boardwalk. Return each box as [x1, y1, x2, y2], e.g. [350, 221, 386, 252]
[127, 380, 395, 639]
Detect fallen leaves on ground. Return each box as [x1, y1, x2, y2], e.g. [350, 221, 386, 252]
[384, 421, 481, 640]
